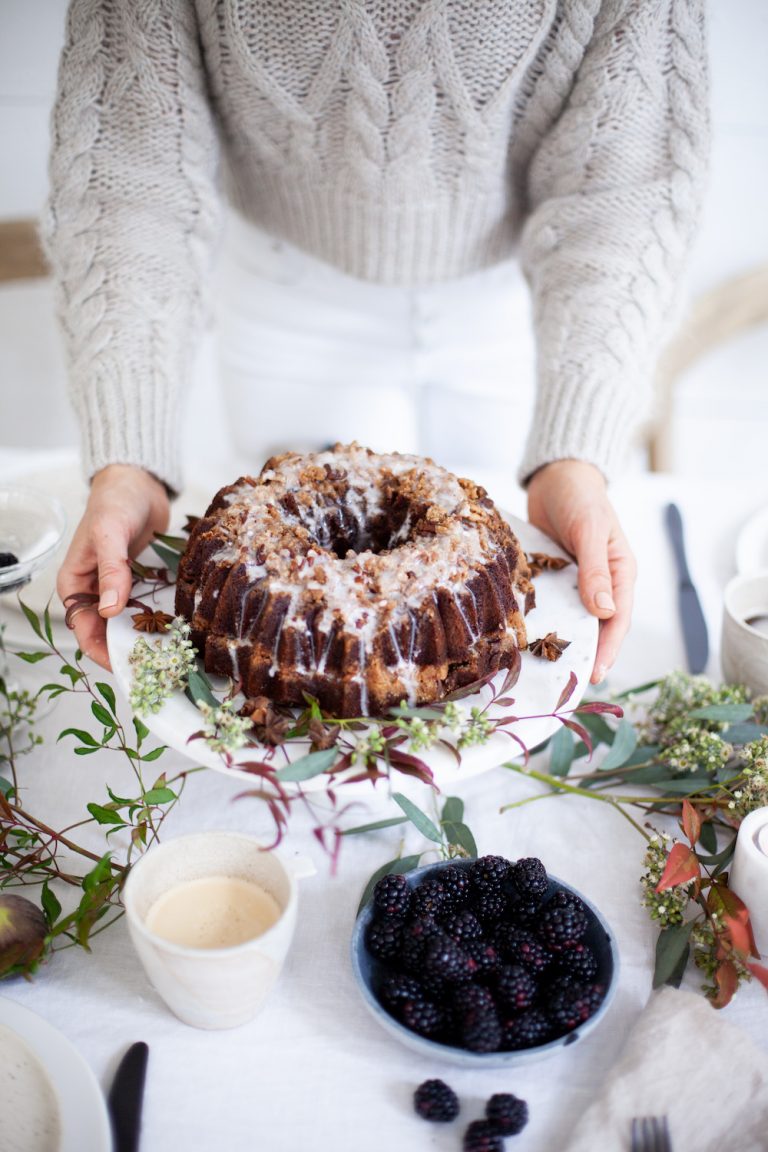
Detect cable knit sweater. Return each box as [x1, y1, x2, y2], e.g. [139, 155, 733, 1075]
[45, 0, 708, 495]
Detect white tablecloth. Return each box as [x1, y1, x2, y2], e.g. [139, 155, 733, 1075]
[2, 449, 768, 1152]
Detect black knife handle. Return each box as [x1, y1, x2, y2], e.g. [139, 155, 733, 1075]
[108, 1041, 148, 1152]
[665, 503, 692, 584]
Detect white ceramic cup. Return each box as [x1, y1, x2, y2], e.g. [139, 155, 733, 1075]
[721, 571, 768, 696]
[123, 831, 303, 1030]
[728, 807, 768, 956]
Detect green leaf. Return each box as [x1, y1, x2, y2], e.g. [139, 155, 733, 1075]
[133, 716, 150, 747]
[599, 721, 638, 771]
[689, 703, 754, 723]
[698, 821, 718, 854]
[341, 816, 409, 836]
[442, 821, 478, 858]
[41, 882, 61, 928]
[441, 796, 464, 824]
[18, 599, 44, 641]
[391, 705, 446, 721]
[150, 540, 180, 573]
[106, 787, 135, 806]
[392, 793, 442, 844]
[653, 920, 696, 988]
[613, 679, 660, 700]
[58, 727, 100, 747]
[276, 747, 338, 782]
[81, 853, 115, 892]
[74, 746, 100, 756]
[548, 725, 575, 777]
[185, 667, 220, 710]
[142, 786, 176, 805]
[578, 712, 616, 747]
[59, 663, 84, 685]
[86, 803, 125, 826]
[356, 853, 422, 915]
[153, 532, 188, 552]
[15, 650, 50, 664]
[722, 722, 768, 745]
[0, 776, 14, 798]
[91, 701, 114, 728]
[140, 745, 167, 762]
[43, 604, 54, 646]
[96, 682, 117, 715]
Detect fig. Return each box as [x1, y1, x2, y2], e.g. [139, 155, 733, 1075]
[0, 893, 48, 977]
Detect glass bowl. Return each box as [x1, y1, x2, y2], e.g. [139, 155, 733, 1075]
[351, 858, 618, 1068]
[0, 487, 67, 595]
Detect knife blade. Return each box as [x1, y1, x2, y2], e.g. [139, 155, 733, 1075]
[664, 502, 709, 673]
[107, 1042, 148, 1152]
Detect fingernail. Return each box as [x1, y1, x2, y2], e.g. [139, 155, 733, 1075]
[595, 591, 615, 612]
[99, 589, 118, 611]
[596, 663, 608, 683]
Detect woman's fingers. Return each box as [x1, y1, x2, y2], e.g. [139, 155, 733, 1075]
[592, 538, 636, 682]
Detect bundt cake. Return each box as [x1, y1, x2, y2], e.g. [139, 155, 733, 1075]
[175, 444, 534, 718]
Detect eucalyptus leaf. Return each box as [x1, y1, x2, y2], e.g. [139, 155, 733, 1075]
[548, 725, 574, 777]
[599, 720, 638, 771]
[276, 747, 337, 782]
[577, 712, 616, 747]
[653, 920, 695, 988]
[392, 793, 442, 843]
[698, 821, 718, 854]
[357, 853, 422, 915]
[341, 816, 408, 836]
[722, 722, 768, 746]
[185, 667, 220, 710]
[442, 820, 477, 858]
[150, 540, 181, 573]
[441, 796, 464, 824]
[689, 703, 754, 723]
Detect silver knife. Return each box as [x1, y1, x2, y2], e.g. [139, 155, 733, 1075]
[664, 502, 709, 673]
[107, 1042, 149, 1152]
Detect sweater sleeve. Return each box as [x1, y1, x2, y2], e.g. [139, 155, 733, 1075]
[517, 0, 708, 484]
[44, 0, 221, 495]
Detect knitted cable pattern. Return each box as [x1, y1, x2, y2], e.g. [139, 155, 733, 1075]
[45, 0, 708, 492]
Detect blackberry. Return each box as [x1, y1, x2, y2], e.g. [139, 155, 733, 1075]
[463, 1120, 503, 1152]
[0, 552, 19, 569]
[503, 1007, 551, 1050]
[550, 888, 587, 913]
[486, 1093, 529, 1136]
[418, 969, 451, 1004]
[412, 878, 449, 918]
[454, 986, 502, 1053]
[442, 909, 484, 944]
[365, 916, 404, 961]
[400, 916, 439, 972]
[440, 863, 471, 907]
[510, 856, 548, 898]
[547, 982, 606, 1033]
[464, 939, 500, 979]
[401, 994, 448, 1039]
[472, 889, 507, 925]
[425, 933, 477, 984]
[379, 972, 425, 1011]
[452, 984, 495, 1015]
[413, 1079, 460, 1123]
[496, 964, 538, 1012]
[373, 872, 411, 919]
[470, 855, 512, 894]
[537, 902, 588, 952]
[555, 943, 599, 982]
[494, 926, 553, 974]
[505, 890, 544, 928]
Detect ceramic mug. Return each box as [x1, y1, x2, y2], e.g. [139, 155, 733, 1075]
[123, 831, 310, 1030]
[721, 571, 768, 696]
[728, 807, 768, 956]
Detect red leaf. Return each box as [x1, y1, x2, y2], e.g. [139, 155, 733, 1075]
[708, 881, 750, 923]
[747, 962, 768, 990]
[722, 913, 754, 958]
[655, 843, 701, 892]
[556, 670, 578, 711]
[575, 701, 624, 718]
[560, 717, 593, 756]
[711, 960, 739, 1008]
[681, 798, 702, 847]
[498, 649, 522, 696]
[387, 750, 435, 785]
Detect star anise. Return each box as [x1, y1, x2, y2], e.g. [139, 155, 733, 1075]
[527, 552, 571, 578]
[308, 718, 341, 751]
[182, 514, 200, 534]
[529, 632, 571, 661]
[239, 696, 294, 746]
[131, 608, 174, 633]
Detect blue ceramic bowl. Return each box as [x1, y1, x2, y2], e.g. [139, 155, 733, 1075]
[351, 858, 618, 1068]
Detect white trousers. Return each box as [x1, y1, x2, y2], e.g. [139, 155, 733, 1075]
[215, 212, 536, 476]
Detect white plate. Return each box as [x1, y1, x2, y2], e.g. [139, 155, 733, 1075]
[736, 505, 768, 576]
[107, 515, 597, 790]
[0, 997, 111, 1152]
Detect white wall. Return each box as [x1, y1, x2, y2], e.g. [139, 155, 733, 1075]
[0, 0, 766, 472]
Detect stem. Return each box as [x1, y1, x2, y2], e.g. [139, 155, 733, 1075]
[500, 764, 653, 839]
[10, 804, 125, 872]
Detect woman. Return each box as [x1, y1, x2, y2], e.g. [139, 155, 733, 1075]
[46, 0, 708, 679]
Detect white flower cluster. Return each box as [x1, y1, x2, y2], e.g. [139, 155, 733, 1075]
[640, 831, 693, 927]
[663, 725, 732, 776]
[197, 699, 252, 754]
[350, 728, 386, 765]
[129, 618, 197, 714]
[728, 735, 768, 818]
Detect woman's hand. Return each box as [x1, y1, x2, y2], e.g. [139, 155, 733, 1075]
[526, 460, 636, 684]
[57, 465, 170, 669]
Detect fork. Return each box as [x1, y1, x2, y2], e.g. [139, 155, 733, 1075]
[630, 1116, 673, 1152]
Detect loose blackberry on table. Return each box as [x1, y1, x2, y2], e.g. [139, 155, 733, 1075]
[485, 1093, 529, 1136]
[413, 1078, 460, 1123]
[463, 1119, 504, 1152]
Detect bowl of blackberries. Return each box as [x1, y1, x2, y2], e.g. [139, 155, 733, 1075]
[351, 854, 618, 1067]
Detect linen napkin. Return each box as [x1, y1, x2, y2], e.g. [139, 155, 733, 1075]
[562, 986, 768, 1152]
